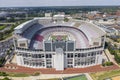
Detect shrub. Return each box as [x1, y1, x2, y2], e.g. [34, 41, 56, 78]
[32, 72, 40, 76]
[102, 61, 113, 67]
[0, 72, 8, 76]
[102, 63, 105, 66]
[2, 77, 11, 80]
[114, 53, 120, 63]
[106, 62, 113, 66]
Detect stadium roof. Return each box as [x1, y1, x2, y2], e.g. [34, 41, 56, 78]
[14, 17, 106, 49]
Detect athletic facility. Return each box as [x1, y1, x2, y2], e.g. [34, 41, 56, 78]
[14, 15, 106, 70]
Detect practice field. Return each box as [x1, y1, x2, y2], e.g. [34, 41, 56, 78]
[65, 75, 87, 80]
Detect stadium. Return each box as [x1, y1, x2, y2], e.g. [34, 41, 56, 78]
[13, 15, 106, 71]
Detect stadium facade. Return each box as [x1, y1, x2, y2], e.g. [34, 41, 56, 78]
[14, 15, 106, 70]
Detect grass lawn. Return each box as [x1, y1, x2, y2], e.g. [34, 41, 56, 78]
[43, 78, 60, 80]
[3, 33, 12, 39]
[90, 69, 120, 80]
[66, 75, 87, 80]
[8, 73, 30, 77]
[0, 26, 6, 30]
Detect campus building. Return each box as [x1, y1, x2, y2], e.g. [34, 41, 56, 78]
[14, 15, 106, 70]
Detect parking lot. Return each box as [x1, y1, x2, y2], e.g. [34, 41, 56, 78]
[0, 37, 14, 65]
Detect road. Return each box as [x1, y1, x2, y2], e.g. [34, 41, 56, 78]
[0, 23, 15, 25]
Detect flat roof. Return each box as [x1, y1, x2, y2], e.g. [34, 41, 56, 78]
[14, 20, 33, 30]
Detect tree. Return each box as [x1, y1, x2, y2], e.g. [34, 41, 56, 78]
[8, 17, 15, 22]
[0, 32, 4, 40]
[114, 44, 117, 48]
[2, 77, 10, 80]
[0, 58, 5, 67]
[114, 53, 120, 63]
[6, 50, 10, 55]
[64, 18, 69, 22]
[0, 72, 8, 76]
[102, 61, 113, 66]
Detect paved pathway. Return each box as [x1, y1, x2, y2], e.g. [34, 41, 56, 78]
[0, 74, 89, 80]
[0, 36, 13, 43]
[85, 73, 93, 80]
[105, 49, 118, 66]
[0, 23, 15, 25]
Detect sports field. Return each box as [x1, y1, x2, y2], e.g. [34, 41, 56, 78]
[66, 75, 87, 80]
[51, 35, 67, 41]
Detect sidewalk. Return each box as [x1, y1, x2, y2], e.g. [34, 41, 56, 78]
[85, 73, 93, 80]
[0, 74, 87, 80]
[104, 49, 118, 66]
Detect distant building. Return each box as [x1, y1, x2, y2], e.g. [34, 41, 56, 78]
[0, 12, 9, 17]
[71, 13, 83, 18]
[93, 21, 120, 36]
[116, 10, 120, 16]
[45, 13, 52, 17]
[53, 14, 65, 23]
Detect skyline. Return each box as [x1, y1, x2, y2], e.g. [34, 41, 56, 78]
[0, 0, 120, 7]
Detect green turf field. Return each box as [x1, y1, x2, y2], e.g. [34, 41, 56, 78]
[51, 35, 67, 41]
[67, 75, 87, 80]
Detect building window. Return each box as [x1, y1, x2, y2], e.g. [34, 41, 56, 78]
[32, 54, 38, 58]
[67, 53, 73, 58]
[88, 53, 90, 56]
[38, 54, 44, 58]
[19, 43, 25, 47]
[75, 53, 78, 57]
[46, 54, 52, 58]
[78, 53, 80, 57]
[67, 65, 73, 68]
[67, 59, 73, 65]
